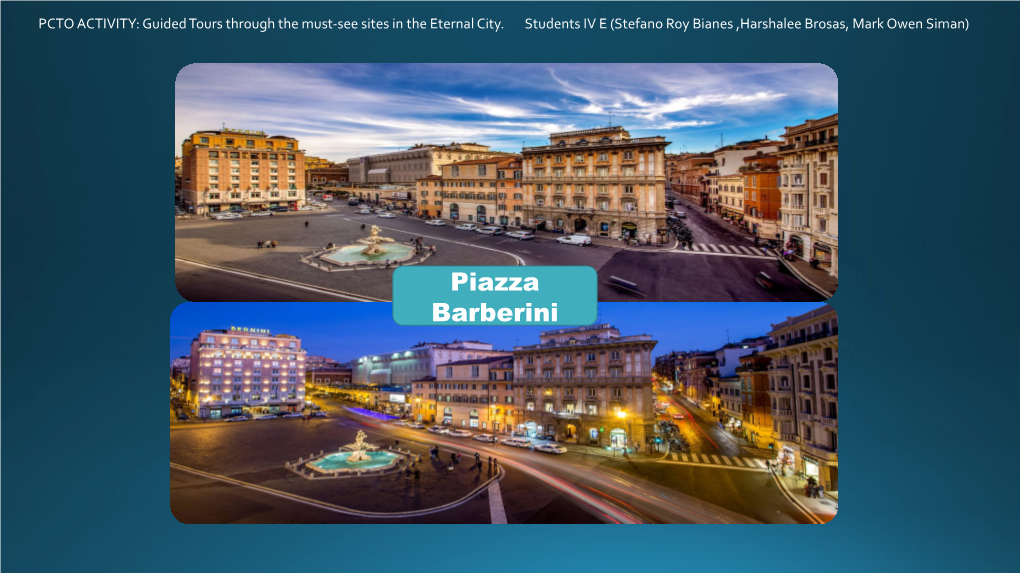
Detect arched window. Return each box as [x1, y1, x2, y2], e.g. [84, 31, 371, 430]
[449, 203, 460, 220]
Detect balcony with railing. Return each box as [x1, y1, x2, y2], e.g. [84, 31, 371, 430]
[820, 417, 838, 428]
[527, 175, 662, 183]
[802, 442, 838, 461]
[524, 136, 668, 153]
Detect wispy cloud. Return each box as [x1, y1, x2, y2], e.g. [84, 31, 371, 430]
[175, 63, 837, 159]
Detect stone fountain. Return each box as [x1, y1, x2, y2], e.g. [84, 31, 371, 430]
[304, 430, 404, 475]
[318, 225, 418, 268]
[343, 430, 376, 463]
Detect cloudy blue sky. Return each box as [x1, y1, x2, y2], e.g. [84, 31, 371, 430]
[175, 63, 837, 161]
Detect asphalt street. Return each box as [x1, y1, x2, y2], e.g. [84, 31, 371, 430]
[171, 393, 814, 524]
[174, 204, 824, 302]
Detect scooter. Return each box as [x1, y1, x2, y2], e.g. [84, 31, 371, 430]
[755, 272, 775, 291]
[607, 276, 648, 298]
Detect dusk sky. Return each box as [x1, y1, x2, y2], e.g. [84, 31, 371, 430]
[175, 63, 837, 160]
[170, 302, 828, 363]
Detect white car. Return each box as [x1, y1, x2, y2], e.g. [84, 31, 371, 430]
[447, 429, 472, 438]
[557, 235, 592, 246]
[299, 206, 315, 212]
[407, 423, 427, 430]
[674, 211, 687, 219]
[506, 231, 535, 241]
[213, 213, 242, 221]
[427, 427, 450, 434]
[473, 434, 498, 443]
[534, 444, 569, 455]
[375, 209, 388, 214]
[282, 413, 304, 418]
[476, 226, 504, 236]
[392, 420, 409, 426]
[378, 213, 396, 219]
[501, 438, 533, 448]
[425, 220, 446, 226]
[455, 224, 477, 231]
[225, 416, 249, 423]
[254, 415, 278, 421]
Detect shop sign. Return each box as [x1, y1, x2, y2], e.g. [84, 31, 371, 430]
[230, 327, 270, 334]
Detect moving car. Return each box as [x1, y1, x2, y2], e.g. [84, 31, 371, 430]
[506, 230, 535, 241]
[270, 206, 290, 213]
[534, 444, 569, 455]
[427, 426, 450, 434]
[298, 206, 314, 212]
[374, 209, 387, 214]
[473, 434, 499, 443]
[500, 437, 533, 448]
[674, 211, 687, 219]
[213, 213, 242, 221]
[392, 419, 409, 426]
[476, 226, 504, 236]
[249, 211, 271, 217]
[447, 429, 472, 438]
[455, 223, 477, 231]
[673, 413, 685, 420]
[358, 210, 373, 215]
[606, 276, 647, 298]
[406, 422, 426, 429]
[225, 416, 249, 423]
[311, 412, 329, 418]
[281, 413, 304, 418]
[425, 220, 446, 226]
[556, 234, 592, 246]
[254, 415, 278, 421]
[378, 213, 396, 219]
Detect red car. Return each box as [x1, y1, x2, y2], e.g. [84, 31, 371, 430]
[673, 413, 685, 420]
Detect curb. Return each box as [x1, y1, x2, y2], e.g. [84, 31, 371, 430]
[769, 469, 828, 525]
[776, 257, 834, 299]
[171, 462, 505, 519]
[174, 257, 389, 302]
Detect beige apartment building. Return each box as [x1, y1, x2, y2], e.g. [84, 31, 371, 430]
[705, 140, 778, 216]
[347, 142, 515, 186]
[774, 114, 839, 278]
[522, 127, 670, 242]
[180, 128, 306, 215]
[511, 324, 658, 449]
[415, 157, 523, 225]
[763, 306, 839, 493]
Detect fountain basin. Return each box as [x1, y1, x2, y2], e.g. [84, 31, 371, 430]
[307, 450, 403, 475]
[320, 244, 416, 267]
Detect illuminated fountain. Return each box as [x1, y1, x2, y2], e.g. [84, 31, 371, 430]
[320, 225, 416, 268]
[305, 430, 405, 475]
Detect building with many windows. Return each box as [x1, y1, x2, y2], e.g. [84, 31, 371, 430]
[741, 153, 783, 239]
[774, 114, 838, 277]
[522, 127, 670, 242]
[306, 165, 349, 188]
[705, 140, 778, 216]
[180, 128, 306, 215]
[411, 355, 517, 429]
[347, 143, 515, 185]
[350, 340, 507, 388]
[763, 306, 839, 493]
[510, 325, 658, 449]
[675, 154, 715, 207]
[737, 353, 773, 448]
[414, 157, 523, 225]
[186, 328, 307, 419]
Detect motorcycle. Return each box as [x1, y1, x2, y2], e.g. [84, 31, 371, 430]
[755, 272, 775, 291]
[607, 276, 648, 298]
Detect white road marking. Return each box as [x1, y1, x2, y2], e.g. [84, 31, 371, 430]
[722, 457, 734, 466]
[174, 258, 385, 302]
[711, 455, 722, 465]
[709, 245, 721, 253]
[754, 459, 768, 469]
[682, 454, 690, 462]
[488, 481, 508, 524]
[718, 245, 733, 254]
[672, 453, 679, 461]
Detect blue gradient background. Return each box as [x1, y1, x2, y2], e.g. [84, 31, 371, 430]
[3, 1, 1017, 571]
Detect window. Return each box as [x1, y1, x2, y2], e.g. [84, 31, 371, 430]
[587, 404, 598, 416]
[612, 388, 623, 398]
[471, 366, 480, 378]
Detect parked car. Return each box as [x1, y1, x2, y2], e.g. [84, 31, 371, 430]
[506, 230, 535, 241]
[281, 413, 304, 418]
[427, 426, 450, 434]
[425, 220, 446, 226]
[673, 413, 685, 420]
[378, 213, 396, 219]
[270, 206, 290, 213]
[298, 206, 315, 212]
[392, 419, 409, 426]
[249, 211, 271, 217]
[476, 226, 504, 236]
[374, 209, 387, 214]
[556, 235, 592, 246]
[406, 422, 426, 429]
[534, 444, 569, 455]
[225, 416, 249, 423]
[358, 210, 374, 215]
[213, 213, 242, 221]
[674, 211, 687, 219]
[447, 429, 472, 438]
[501, 437, 533, 448]
[473, 434, 499, 443]
[311, 412, 329, 418]
[455, 223, 477, 231]
[254, 415, 278, 421]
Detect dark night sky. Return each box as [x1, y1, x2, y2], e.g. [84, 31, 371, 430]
[170, 302, 828, 363]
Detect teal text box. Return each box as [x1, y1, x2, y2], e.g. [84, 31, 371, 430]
[393, 266, 597, 326]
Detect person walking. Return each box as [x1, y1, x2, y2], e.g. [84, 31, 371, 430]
[414, 469, 421, 484]
[305, 221, 309, 228]
[405, 467, 412, 480]
[474, 453, 481, 464]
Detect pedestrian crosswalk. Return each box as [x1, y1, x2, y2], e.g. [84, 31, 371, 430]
[682, 244, 771, 258]
[666, 452, 769, 470]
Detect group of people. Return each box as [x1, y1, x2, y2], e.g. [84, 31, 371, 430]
[426, 446, 498, 473]
[257, 240, 278, 249]
[805, 477, 826, 499]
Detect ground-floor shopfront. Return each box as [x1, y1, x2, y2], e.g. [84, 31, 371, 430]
[774, 440, 839, 493]
[781, 231, 839, 279]
[199, 400, 303, 419]
[524, 209, 668, 243]
[514, 414, 654, 448]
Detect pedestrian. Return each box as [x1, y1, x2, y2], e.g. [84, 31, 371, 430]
[414, 469, 421, 483]
[385, 260, 391, 269]
[305, 221, 309, 228]
[492, 458, 498, 469]
[257, 241, 263, 249]
[405, 467, 412, 480]
[430, 245, 436, 254]
[474, 452, 481, 463]
[361, 224, 366, 230]
[818, 483, 825, 498]
[395, 440, 400, 449]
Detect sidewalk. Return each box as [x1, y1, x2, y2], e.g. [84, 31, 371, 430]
[565, 442, 664, 461]
[778, 257, 838, 298]
[772, 469, 839, 523]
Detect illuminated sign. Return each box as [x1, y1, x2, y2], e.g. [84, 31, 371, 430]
[230, 327, 271, 334]
[223, 128, 266, 136]
[390, 394, 406, 404]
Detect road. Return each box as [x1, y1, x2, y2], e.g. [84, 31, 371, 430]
[174, 259, 374, 302]
[171, 391, 815, 524]
[174, 203, 825, 302]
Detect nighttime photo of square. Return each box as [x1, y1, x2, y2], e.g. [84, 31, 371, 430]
[174, 64, 838, 303]
[170, 302, 839, 524]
